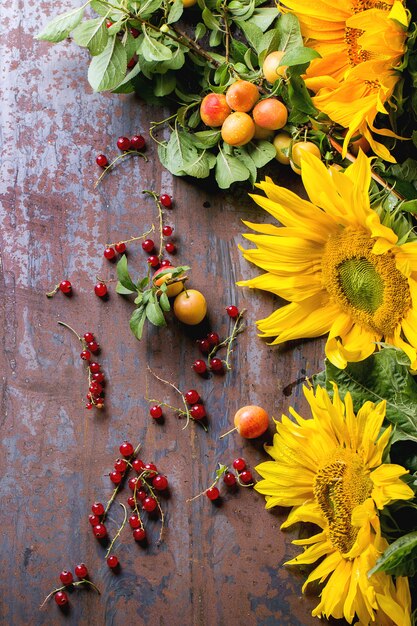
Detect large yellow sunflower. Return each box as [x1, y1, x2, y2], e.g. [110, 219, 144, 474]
[281, 0, 409, 161]
[255, 384, 414, 624]
[238, 150, 417, 369]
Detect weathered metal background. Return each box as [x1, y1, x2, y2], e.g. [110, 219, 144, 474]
[0, 2, 337, 624]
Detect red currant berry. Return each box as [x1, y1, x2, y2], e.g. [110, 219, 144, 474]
[107, 555, 119, 569]
[93, 524, 107, 539]
[226, 305, 239, 318]
[162, 225, 173, 237]
[127, 56, 136, 69]
[120, 441, 134, 457]
[130, 134, 145, 150]
[89, 514, 100, 526]
[132, 458, 145, 473]
[192, 360, 207, 375]
[127, 496, 136, 508]
[104, 247, 116, 260]
[190, 404, 206, 420]
[142, 239, 155, 253]
[130, 27, 140, 37]
[142, 496, 157, 512]
[159, 194, 172, 208]
[224, 472, 237, 487]
[165, 242, 176, 254]
[128, 514, 141, 529]
[109, 470, 123, 485]
[147, 255, 159, 268]
[239, 470, 253, 484]
[136, 489, 147, 502]
[206, 487, 220, 501]
[150, 405, 163, 419]
[74, 563, 88, 579]
[59, 570, 73, 586]
[88, 341, 99, 353]
[197, 338, 210, 354]
[207, 332, 220, 346]
[133, 527, 146, 541]
[233, 458, 246, 472]
[185, 389, 200, 405]
[96, 154, 108, 167]
[210, 358, 223, 372]
[54, 591, 69, 606]
[153, 475, 168, 491]
[91, 502, 105, 516]
[144, 462, 158, 477]
[86, 402, 93, 410]
[83, 332, 95, 343]
[117, 136, 131, 151]
[128, 477, 141, 491]
[89, 382, 103, 395]
[89, 362, 101, 373]
[94, 282, 107, 297]
[80, 350, 91, 361]
[93, 371, 105, 383]
[59, 280, 72, 294]
[160, 259, 171, 268]
[105, 19, 113, 27]
[115, 241, 126, 254]
[114, 458, 128, 473]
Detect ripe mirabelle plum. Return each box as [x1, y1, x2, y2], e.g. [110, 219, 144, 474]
[221, 112, 255, 146]
[252, 98, 288, 131]
[273, 132, 291, 165]
[200, 93, 231, 127]
[225, 80, 260, 112]
[173, 290, 207, 325]
[291, 141, 321, 170]
[253, 123, 273, 140]
[262, 51, 288, 83]
[182, 0, 197, 7]
[153, 266, 184, 298]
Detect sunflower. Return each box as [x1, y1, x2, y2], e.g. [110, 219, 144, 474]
[255, 384, 414, 624]
[238, 150, 417, 370]
[281, 0, 409, 161]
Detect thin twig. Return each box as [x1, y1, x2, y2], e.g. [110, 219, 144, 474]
[105, 503, 128, 558]
[106, 225, 155, 248]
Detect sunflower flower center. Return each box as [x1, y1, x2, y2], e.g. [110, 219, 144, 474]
[345, 27, 371, 66]
[351, 0, 392, 12]
[313, 449, 372, 554]
[322, 228, 411, 336]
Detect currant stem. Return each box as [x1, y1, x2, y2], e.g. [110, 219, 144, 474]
[105, 503, 128, 558]
[147, 366, 193, 430]
[219, 426, 238, 439]
[208, 309, 246, 370]
[142, 190, 164, 260]
[58, 321, 83, 343]
[186, 474, 222, 503]
[94, 150, 148, 189]
[46, 284, 59, 298]
[39, 579, 100, 608]
[106, 225, 155, 248]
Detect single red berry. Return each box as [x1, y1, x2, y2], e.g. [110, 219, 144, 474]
[54, 591, 69, 606]
[107, 555, 119, 569]
[89, 514, 100, 526]
[96, 154, 108, 168]
[153, 475, 168, 491]
[130, 27, 140, 38]
[93, 371, 105, 383]
[144, 462, 158, 476]
[226, 305, 239, 318]
[233, 458, 246, 472]
[94, 282, 108, 297]
[150, 405, 163, 419]
[130, 134, 145, 150]
[74, 563, 88, 579]
[207, 332, 220, 346]
[136, 489, 147, 502]
[160, 259, 171, 268]
[128, 477, 141, 491]
[89, 362, 101, 373]
[109, 470, 123, 485]
[115, 241, 126, 254]
[142, 496, 157, 512]
[165, 242, 176, 254]
[128, 514, 141, 529]
[83, 332, 95, 343]
[80, 350, 91, 361]
[120, 441, 134, 457]
[91, 502, 105, 516]
[127, 496, 136, 508]
[59, 280, 72, 294]
[105, 19, 113, 27]
[88, 341, 99, 353]
[224, 472, 237, 487]
[104, 247, 116, 260]
[147, 255, 159, 268]
[89, 382, 103, 395]
[93, 524, 107, 539]
[133, 527, 146, 541]
[185, 389, 200, 405]
[197, 339, 211, 354]
[86, 402, 93, 410]
[114, 458, 128, 473]
[239, 470, 253, 484]
[132, 458, 145, 473]
[159, 194, 172, 208]
[127, 56, 136, 69]
[117, 136, 131, 151]
[162, 225, 173, 237]
[142, 239, 155, 253]
[206, 487, 220, 501]
[210, 358, 223, 372]
[190, 404, 206, 420]
[192, 359, 207, 375]
[59, 570, 73, 586]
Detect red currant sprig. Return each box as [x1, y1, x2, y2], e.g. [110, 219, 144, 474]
[94, 134, 148, 188]
[142, 190, 177, 261]
[46, 279, 72, 298]
[103, 225, 155, 261]
[187, 459, 254, 504]
[193, 308, 246, 375]
[40, 568, 100, 608]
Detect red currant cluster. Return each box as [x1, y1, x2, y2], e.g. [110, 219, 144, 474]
[189, 457, 254, 504]
[89, 441, 168, 567]
[96, 134, 146, 169]
[40, 564, 99, 609]
[149, 387, 206, 422]
[192, 306, 245, 375]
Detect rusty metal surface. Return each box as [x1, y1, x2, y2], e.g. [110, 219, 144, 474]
[0, 2, 337, 625]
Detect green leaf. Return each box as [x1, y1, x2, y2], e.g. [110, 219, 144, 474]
[140, 27, 173, 62]
[138, 0, 164, 17]
[215, 464, 228, 480]
[134, 293, 143, 305]
[72, 17, 109, 56]
[191, 129, 221, 149]
[233, 146, 257, 185]
[130, 307, 146, 340]
[112, 60, 142, 91]
[368, 531, 417, 577]
[313, 348, 417, 443]
[258, 29, 281, 60]
[401, 199, 417, 214]
[90, 0, 110, 16]
[209, 27, 223, 48]
[116, 281, 135, 295]
[287, 73, 317, 115]
[195, 22, 207, 40]
[167, 0, 184, 23]
[116, 255, 137, 292]
[237, 20, 263, 53]
[36, 6, 84, 42]
[159, 292, 170, 312]
[165, 128, 200, 175]
[215, 147, 250, 189]
[146, 301, 166, 326]
[154, 72, 176, 96]
[88, 37, 127, 91]
[202, 7, 220, 29]
[137, 276, 150, 290]
[280, 46, 321, 67]
[250, 8, 278, 32]
[276, 13, 303, 50]
[183, 150, 216, 178]
[246, 140, 276, 167]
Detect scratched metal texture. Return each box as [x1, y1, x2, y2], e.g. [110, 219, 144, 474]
[0, 1, 343, 625]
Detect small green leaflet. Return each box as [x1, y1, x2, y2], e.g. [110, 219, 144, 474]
[140, 26, 173, 62]
[72, 17, 109, 56]
[246, 140, 276, 167]
[116, 281, 135, 295]
[183, 150, 216, 178]
[167, 0, 184, 24]
[215, 147, 250, 188]
[368, 531, 417, 577]
[130, 307, 146, 340]
[138, 0, 164, 18]
[280, 47, 321, 67]
[36, 6, 84, 43]
[88, 37, 127, 92]
[146, 301, 166, 326]
[116, 255, 137, 292]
